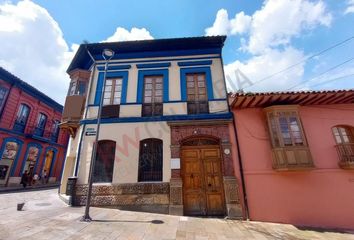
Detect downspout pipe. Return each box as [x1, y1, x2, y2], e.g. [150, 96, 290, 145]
[220, 51, 250, 220]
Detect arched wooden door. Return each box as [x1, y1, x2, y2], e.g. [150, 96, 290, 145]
[181, 138, 226, 216]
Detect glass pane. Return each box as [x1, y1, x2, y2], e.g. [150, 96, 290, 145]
[145, 84, 152, 90]
[155, 90, 162, 96]
[115, 79, 122, 86]
[115, 85, 122, 91]
[197, 75, 205, 81]
[155, 96, 162, 102]
[187, 94, 195, 101]
[113, 98, 120, 104]
[103, 99, 110, 105]
[144, 97, 152, 103]
[198, 81, 205, 87]
[114, 92, 121, 98]
[144, 90, 152, 97]
[155, 83, 163, 90]
[105, 86, 112, 92]
[145, 77, 152, 84]
[198, 88, 206, 94]
[187, 82, 194, 88]
[187, 75, 194, 82]
[104, 92, 111, 98]
[155, 77, 163, 83]
[187, 89, 195, 94]
[198, 94, 207, 100]
[106, 79, 112, 86]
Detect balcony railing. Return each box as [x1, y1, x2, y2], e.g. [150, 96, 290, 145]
[335, 143, 354, 169]
[62, 95, 85, 122]
[25, 125, 59, 143]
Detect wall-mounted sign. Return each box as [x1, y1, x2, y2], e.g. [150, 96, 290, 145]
[171, 158, 180, 169]
[85, 127, 96, 136]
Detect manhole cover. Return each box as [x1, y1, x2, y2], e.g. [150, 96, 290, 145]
[35, 203, 52, 206]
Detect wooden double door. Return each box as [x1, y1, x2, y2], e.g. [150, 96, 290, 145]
[181, 145, 226, 216]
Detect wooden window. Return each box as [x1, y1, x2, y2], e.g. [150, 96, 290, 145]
[103, 78, 122, 105]
[264, 105, 313, 170]
[13, 104, 30, 132]
[186, 73, 209, 114]
[332, 126, 354, 169]
[142, 76, 163, 117]
[68, 81, 77, 96]
[101, 78, 122, 118]
[138, 138, 163, 182]
[93, 140, 116, 183]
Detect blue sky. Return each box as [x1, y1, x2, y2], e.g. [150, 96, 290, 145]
[1, 0, 354, 103]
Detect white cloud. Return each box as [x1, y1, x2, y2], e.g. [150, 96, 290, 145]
[206, 0, 332, 92]
[205, 9, 251, 36]
[0, 0, 75, 104]
[0, 1, 154, 104]
[103, 27, 153, 42]
[224, 47, 305, 92]
[345, 0, 354, 14]
[247, 0, 332, 54]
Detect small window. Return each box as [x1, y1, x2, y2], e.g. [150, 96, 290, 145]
[0, 86, 9, 113]
[332, 126, 354, 169]
[77, 82, 86, 96]
[142, 76, 163, 117]
[264, 106, 313, 170]
[186, 73, 209, 114]
[138, 138, 163, 182]
[93, 140, 116, 183]
[13, 104, 30, 132]
[68, 81, 77, 96]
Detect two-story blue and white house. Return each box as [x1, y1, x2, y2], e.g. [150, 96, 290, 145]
[59, 36, 243, 218]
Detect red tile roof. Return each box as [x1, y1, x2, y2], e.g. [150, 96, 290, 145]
[229, 89, 354, 109]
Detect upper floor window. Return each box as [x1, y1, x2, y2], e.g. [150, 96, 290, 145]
[332, 126, 354, 144]
[51, 120, 60, 142]
[138, 138, 163, 182]
[264, 106, 313, 170]
[101, 78, 122, 118]
[68, 81, 86, 96]
[332, 126, 354, 169]
[37, 113, 47, 129]
[13, 104, 30, 132]
[142, 75, 163, 117]
[33, 113, 47, 137]
[0, 86, 9, 113]
[186, 73, 209, 114]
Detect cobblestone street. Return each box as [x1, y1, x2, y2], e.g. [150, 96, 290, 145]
[0, 189, 353, 240]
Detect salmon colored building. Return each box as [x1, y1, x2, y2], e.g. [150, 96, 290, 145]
[230, 90, 354, 230]
[0, 67, 69, 187]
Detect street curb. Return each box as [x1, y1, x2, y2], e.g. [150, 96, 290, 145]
[0, 184, 60, 194]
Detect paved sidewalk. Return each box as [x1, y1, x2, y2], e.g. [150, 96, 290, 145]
[0, 189, 353, 240]
[0, 183, 59, 193]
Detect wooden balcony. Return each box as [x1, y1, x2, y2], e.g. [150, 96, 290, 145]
[335, 143, 354, 169]
[271, 146, 314, 171]
[60, 95, 85, 138]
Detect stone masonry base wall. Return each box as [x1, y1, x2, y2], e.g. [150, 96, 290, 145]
[73, 183, 170, 214]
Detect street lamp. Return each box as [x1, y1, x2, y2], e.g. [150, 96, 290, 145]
[81, 48, 115, 222]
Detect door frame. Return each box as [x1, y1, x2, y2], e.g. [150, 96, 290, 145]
[180, 136, 226, 216]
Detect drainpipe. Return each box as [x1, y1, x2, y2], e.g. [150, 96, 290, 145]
[231, 112, 250, 220]
[220, 51, 250, 220]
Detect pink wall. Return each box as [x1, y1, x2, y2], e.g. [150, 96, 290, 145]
[232, 104, 354, 230]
